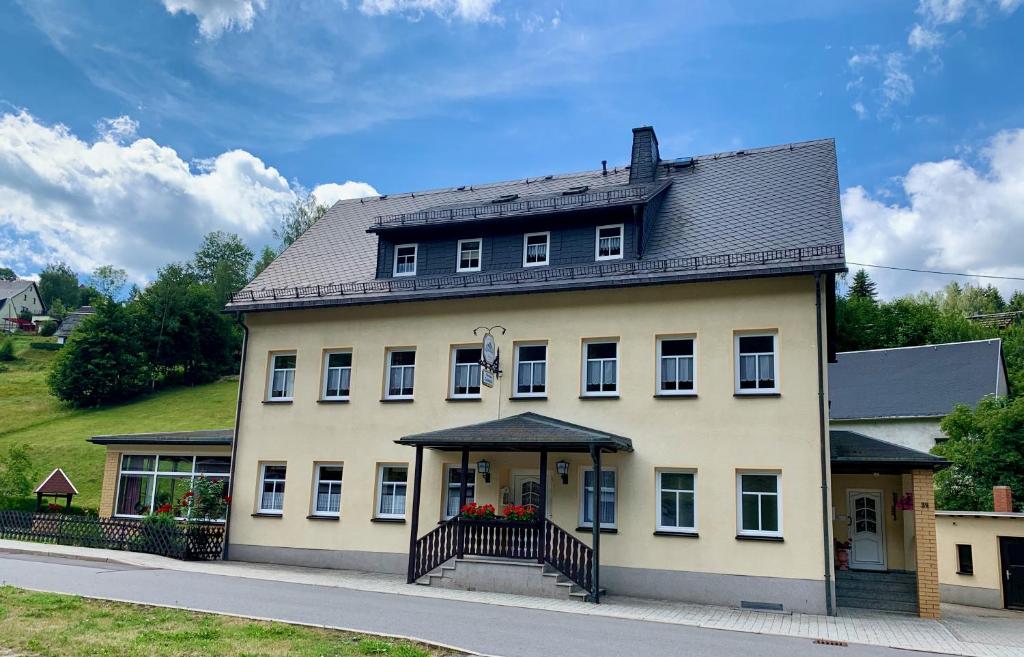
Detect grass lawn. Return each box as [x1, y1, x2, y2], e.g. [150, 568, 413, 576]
[0, 587, 442, 657]
[0, 334, 238, 512]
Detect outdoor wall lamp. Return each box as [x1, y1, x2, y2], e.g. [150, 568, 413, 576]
[476, 459, 491, 483]
[556, 460, 570, 484]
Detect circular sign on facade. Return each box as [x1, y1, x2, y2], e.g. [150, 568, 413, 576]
[482, 333, 498, 368]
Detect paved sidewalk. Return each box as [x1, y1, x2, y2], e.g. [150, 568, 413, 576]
[1, 539, 1021, 657]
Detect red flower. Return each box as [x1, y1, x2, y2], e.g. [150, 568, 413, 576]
[182, 491, 194, 498]
[224, 496, 232, 505]
[155, 503, 174, 514]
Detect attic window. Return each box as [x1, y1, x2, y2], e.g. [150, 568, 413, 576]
[562, 185, 589, 195]
[492, 194, 519, 203]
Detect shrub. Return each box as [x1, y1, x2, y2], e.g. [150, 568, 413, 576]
[0, 337, 14, 361]
[0, 444, 37, 508]
[38, 321, 57, 337]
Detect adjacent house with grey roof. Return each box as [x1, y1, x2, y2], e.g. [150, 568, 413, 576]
[54, 305, 96, 344]
[829, 339, 1009, 453]
[0, 279, 44, 328]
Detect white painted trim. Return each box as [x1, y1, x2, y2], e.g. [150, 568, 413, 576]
[384, 349, 416, 400]
[522, 231, 550, 267]
[443, 463, 477, 519]
[656, 335, 697, 396]
[375, 463, 408, 520]
[846, 489, 887, 571]
[456, 238, 483, 273]
[734, 332, 779, 395]
[393, 243, 418, 277]
[581, 338, 619, 397]
[321, 349, 352, 401]
[655, 469, 697, 533]
[34, 468, 79, 495]
[257, 462, 287, 515]
[311, 463, 343, 517]
[449, 345, 482, 399]
[266, 352, 297, 402]
[595, 223, 625, 261]
[736, 471, 783, 538]
[578, 465, 617, 529]
[512, 341, 548, 398]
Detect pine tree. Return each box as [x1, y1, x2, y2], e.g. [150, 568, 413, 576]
[849, 269, 877, 302]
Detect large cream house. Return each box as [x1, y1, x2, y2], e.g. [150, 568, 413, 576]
[99, 126, 950, 618]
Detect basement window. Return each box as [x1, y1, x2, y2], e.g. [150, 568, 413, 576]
[956, 544, 974, 575]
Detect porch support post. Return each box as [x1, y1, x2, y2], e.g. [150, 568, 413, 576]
[537, 450, 548, 563]
[457, 448, 469, 559]
[406, 444, 423, 584]
[911, 468, 940, 619]
[590, 445, 601, 603]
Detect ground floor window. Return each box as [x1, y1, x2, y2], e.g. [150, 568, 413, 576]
[259, 463, 287, 514]
[737, 472, 781, 537]
[580, 468, 616, 528]
[114, 454, 230, 519]
[377, 465, 408, 519]
[956, 544, 974, 575]
[444, 465, 476, 518]
[313, 464, 343, 516]
[657, 471, 696, 532]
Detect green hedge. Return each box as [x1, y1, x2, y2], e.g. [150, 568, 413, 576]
[30, 342, 61, 351]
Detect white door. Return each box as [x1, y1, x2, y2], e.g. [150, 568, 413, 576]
[511, 470, 550, 517]
[848, 491, 886, 571]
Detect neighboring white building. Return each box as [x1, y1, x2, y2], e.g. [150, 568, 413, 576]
[54, 305, 96, 345]
[0, 279, 45, 329]
[829, 340, 1010, 453]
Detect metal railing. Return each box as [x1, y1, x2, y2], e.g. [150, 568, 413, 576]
[229, 244, 844, 305]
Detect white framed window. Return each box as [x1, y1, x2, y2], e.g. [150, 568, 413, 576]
[737, 472, 782, 537]
[259, 463, 287, 514]
[376, 465, 408, 519]
[582, 339, 618, 396]
[657, 470, 696, 532]
[450, 347, 482, 398]
[114, 454, 231, 520]
[657, 337, 696, 395]
[735, 333, 778, 394]
[322, 350, 352, 400]
[523, 232, 550, 267]
[267, 353, 296, 401]
[312, 464, 343, 517]
[457, 238, 482, 272]
[393, 243, 417, 276]
[579, 467, 616, 528]
[595, 224, 624, 260]
[444, 465, 476, 519]
[513, 343, 547, 397]
[385, 349, 416, 399]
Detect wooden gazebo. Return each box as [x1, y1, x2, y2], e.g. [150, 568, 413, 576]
[35, 468, 79, 512]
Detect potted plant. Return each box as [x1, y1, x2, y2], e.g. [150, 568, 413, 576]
[834, 538, 851, 570]
[459, 502, 496, 519]
[502, 504, 537, 521]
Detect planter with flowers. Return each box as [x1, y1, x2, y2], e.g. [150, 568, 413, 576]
[501, 504, 537, 522]
[459, 502, 496, 519]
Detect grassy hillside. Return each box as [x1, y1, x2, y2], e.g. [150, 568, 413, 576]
[0, 334, 237, 511]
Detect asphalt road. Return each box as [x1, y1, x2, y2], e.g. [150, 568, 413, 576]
[0, 551, 945, 657]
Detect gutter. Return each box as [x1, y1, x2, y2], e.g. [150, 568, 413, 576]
[815, 273, 834, 616]
[222, 312, 249, 560]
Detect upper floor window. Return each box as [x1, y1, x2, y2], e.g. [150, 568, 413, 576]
[735, 333, 778, 394]
[657, 337, 696, 395]
[595, 224, 624, 260]
[457, 238, 482, 273]
[451, 347, 482, 398]
[267, 353, 296, 401]
[259, 463, 287, 514]
[312, 464, 343, 517]
[514, 343, 547, 397]
[393, 244, 417, 276]
[385, 349, 416, 399]
[523, 232, 550, 267]
[322, 350, 352, 400]
[582, 340, 618, 396]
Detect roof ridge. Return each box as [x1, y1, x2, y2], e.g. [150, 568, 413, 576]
[835, 338, 1000, 356]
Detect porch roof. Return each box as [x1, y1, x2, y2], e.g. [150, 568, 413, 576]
[395, 412, 634, 452]
[830, 430, 949, 473]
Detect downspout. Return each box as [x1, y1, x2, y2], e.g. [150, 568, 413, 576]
[815, 273, 834, 616]
[222, 312, 249, 560]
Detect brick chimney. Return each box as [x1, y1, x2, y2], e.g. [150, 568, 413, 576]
[629, 126, 660, 185]
[994, 485, 1013, 513]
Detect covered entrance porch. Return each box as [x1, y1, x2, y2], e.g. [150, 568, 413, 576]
[396, 412, 633, 603]
[830, 430, 949, 618]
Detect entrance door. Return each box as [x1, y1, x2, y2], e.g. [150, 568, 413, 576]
[1000, 537, 1024, 610]
[511, 470, 550, 517]
[848, 491, 886, 571]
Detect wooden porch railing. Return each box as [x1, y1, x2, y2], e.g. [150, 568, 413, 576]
[408, 517, 594, 599]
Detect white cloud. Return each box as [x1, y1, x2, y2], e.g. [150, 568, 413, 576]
[96, 115, 140, 143]
[0, 110, 374, 283]
[358, 0, 501, 23]
[846, 49, 914, 117]
[908, 24, 943, 50]
[917, 0, 970, 23]
[842, 128, 1024, 299]
[851, 101, 867, 119]
[160, 0, 266, 37]
[312, 181, 379, 206]
[881, 53, 914, 106]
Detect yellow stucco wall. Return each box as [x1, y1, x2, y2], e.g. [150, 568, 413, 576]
[230, 275, 829, 582]
[831, 474, 910, 571]
[937, 514, 1024, 594]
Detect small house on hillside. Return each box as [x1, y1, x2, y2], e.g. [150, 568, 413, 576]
[0, 279, 45, 330]
[829, 339, 1009, 452]
[54, 305, 96, 345]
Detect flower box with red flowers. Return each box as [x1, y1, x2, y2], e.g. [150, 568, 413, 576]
[459, 502, 496, 519]
[501, 504, 537, 521]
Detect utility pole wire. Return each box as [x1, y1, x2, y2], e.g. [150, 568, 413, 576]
[847, 262, 1024, 283]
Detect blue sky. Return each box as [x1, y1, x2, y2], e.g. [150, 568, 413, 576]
[1, 0, 1023, 298]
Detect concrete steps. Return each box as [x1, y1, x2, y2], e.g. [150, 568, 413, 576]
[416, 556, 588, 599]
[836, 570, 918, 614]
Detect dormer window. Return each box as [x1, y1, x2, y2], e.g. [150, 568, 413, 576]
[457, 238, 482, 273]
[393, 244, 417, 276]
[596, 224, 624, 261]
[523, 232, 550, 267]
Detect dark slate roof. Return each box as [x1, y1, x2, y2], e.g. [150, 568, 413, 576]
[0, 279, 33, 299]
[396, 412, 634, 452]
[54, 306, 96, 339]
[830, 430, 949, 471]
[34, 468, 79, 495]
[88, 429, 233, 446]
[829, 340, 1006, 420]
[226, 138, 845, 312]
